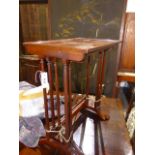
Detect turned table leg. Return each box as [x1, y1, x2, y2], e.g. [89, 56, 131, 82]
[63, 60, 72, 141]
[95, 50, 110, 121]
[84, 50, 110, 121]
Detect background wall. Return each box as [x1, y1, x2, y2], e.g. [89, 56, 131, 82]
[50, 0, 126, 96]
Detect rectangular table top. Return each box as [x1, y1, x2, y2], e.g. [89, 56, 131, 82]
[24, 38, 120, 61]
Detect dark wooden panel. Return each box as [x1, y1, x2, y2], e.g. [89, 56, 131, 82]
[112, 12, 135, 97]
[119, 13, 135, 71]
[20, 3, 48, 42]
[19, 55, 40, 85]
[19, 12, 25, 55]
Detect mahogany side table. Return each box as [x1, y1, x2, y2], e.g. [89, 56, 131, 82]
[24, 38, 120, 154]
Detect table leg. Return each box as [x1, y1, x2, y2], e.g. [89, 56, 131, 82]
[94, 50, 110, 121]
[63, 60, 72, 140]
[46, 58, 55, 128]
[40, 58, 50, 136]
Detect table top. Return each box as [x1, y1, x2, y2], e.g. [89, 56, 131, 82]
[23, 38, 120, 61]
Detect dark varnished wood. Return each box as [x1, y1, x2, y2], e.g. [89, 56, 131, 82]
[46, 58, 55, 127]
[94, 50, 110, 121]
[23, 38, 121, 154]
[63, 60, 72, 139]
[19, 9, 25, 54]
[53, 59, 61, 125]
[114, 0, 128, 71]
[40, 59, 50, 133]
[119, 13, 135, 71]
[68, 61, 72, 117]
[95, 52, 103, 107]
[100, 51, 106, 96]
[19, 55, 40, 85]
[85, 56, 91, 105]
[19, 3, 48, 43]
[23, 38, 120, 61]
[39, 138, 72, 155]
[95, 50, 106, 107]
[113, 13, 135, 97]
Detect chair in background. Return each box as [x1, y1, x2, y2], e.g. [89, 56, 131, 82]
[113, 12, 135, 154]
[113, 12, 135, 97]
[113, 12, 135, 124]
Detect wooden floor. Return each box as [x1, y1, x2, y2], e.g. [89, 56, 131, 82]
[20, 97, 133, 155]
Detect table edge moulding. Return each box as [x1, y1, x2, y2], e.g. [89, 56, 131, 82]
[23, 38, 121, 61]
